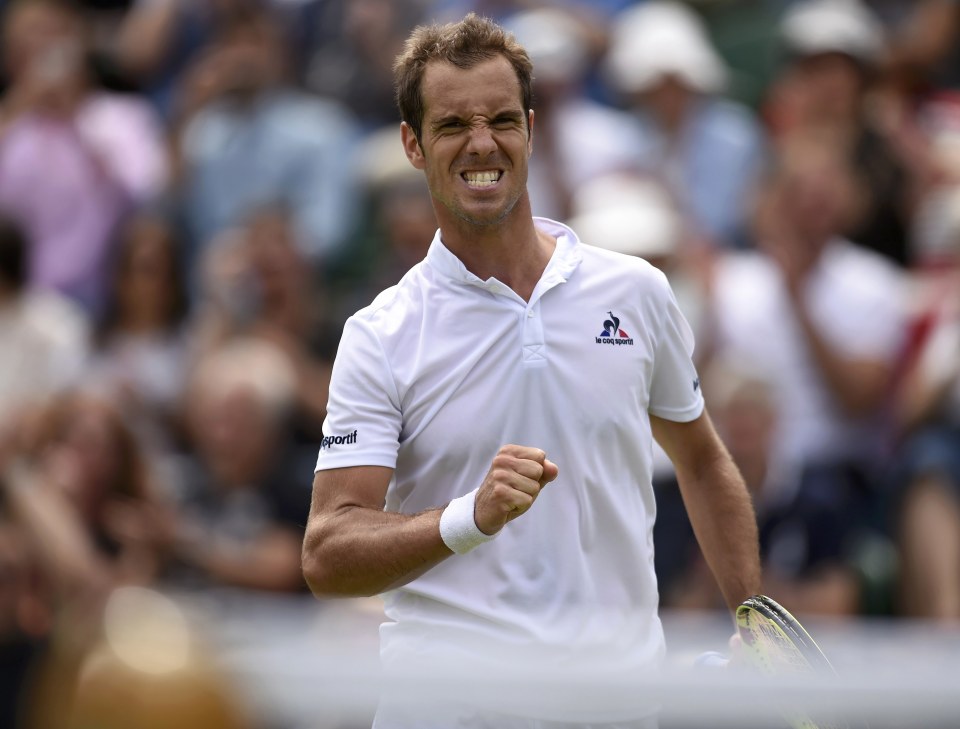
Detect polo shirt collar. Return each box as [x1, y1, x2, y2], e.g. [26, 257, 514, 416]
[425, 217, 583, 290]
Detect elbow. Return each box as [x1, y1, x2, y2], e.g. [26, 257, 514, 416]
[301, 528, 378, 600]
[301, 556, 340, 599]
[301, 533, 339, 599]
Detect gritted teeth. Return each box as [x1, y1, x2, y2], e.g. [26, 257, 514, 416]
[462, 170, 502, 187]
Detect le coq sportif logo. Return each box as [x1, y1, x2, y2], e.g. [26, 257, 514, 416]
[596, 311, 634, 346]
[320, 429, 358, 449]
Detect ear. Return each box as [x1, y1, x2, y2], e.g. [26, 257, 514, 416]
[400, 122, 426, 170]
[526, 109, 535, 157]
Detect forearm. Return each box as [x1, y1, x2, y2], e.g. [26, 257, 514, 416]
[303, 449, 556, 599]
[789, 292, 890, 416]
[114, 0, 182, 78]
[3, 464, 111, 597]
[677, 449, 762, 613]
[302, 504, 453, 598]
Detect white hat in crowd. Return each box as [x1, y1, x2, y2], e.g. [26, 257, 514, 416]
[781, 0, 886, 65]
[356, 124, 423, 191]
[505, 7, 590, 84]
[567, 173, 680, 260]
[604, 0, 727, 95]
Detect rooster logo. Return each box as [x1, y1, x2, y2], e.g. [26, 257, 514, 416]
[600, 311, 629, 338]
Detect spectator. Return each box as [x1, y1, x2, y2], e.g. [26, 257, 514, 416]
[0, 391, 168, 726]
[171, 6, 361, 269]
[0, 387, 173, 711]
[603, 0, 767, 249]
[192, 205, 336, 441]
[767, 0, 923, 266]
[82, 207, 191, 461]
[2, 390, 171, 599]
[0, 0, 169, 315]
[705, 134, 907, 606]
[165, 338, 310, 593]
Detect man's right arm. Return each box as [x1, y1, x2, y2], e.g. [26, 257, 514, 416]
[301, 465, 450, 598]
[301, 446, 558, 598]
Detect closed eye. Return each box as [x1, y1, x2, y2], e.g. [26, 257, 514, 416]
[492, 114, 524, 130]
[431, 114, 525, 135]
[433, 118, 467, 134]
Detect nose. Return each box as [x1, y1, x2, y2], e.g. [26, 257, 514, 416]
[464, 120, 498, 156]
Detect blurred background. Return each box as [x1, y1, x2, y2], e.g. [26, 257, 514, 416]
[1, 0, 960, 727]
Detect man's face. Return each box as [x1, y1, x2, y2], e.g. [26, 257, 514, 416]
[3, 2, 85, 83]
[401, 56, 533, 228]
[779, 153, 852, 243]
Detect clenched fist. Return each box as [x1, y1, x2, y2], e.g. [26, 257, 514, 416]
[473, 445, 559, 536]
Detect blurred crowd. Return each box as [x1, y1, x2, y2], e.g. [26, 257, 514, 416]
[1, 0, 960, 726]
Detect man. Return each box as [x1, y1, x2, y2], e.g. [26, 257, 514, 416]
[302, 14, 761, 728]
[707, 132, 906, 616]
[173, 7, 360, 267]
[0, 0, 168, 316]
[602, 1, 767, 250]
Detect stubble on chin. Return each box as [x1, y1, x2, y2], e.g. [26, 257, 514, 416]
[446, 189, 524, 229]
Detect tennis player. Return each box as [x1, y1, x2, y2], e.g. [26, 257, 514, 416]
[302, 13, 761, 728]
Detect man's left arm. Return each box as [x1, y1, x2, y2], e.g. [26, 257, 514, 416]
[651, 410, 762, 613]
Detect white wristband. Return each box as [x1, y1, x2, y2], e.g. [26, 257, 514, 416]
[439, 488, 498, 554]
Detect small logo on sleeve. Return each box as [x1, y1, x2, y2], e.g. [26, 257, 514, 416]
[320, 429, 358, 450]
[693, 377, 701, 392]
[595, 311, 634, 346]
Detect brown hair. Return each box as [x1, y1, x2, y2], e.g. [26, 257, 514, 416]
[23, 391, 151, 503]
[393, 13, 533, 143]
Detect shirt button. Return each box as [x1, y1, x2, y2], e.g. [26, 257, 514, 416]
[527, 310, 535, 318]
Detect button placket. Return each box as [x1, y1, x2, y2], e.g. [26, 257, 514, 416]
[522, 300, 545, 365]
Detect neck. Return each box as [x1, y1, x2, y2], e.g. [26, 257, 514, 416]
[438, 203, 554, 302]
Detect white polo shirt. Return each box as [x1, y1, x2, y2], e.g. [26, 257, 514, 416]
[316, 218, 703, 720]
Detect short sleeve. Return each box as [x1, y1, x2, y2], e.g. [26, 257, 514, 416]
[647, 272, 705, 422]
[315, 316, 402, 472]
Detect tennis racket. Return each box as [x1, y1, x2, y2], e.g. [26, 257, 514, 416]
[736, 595, 850, 729]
